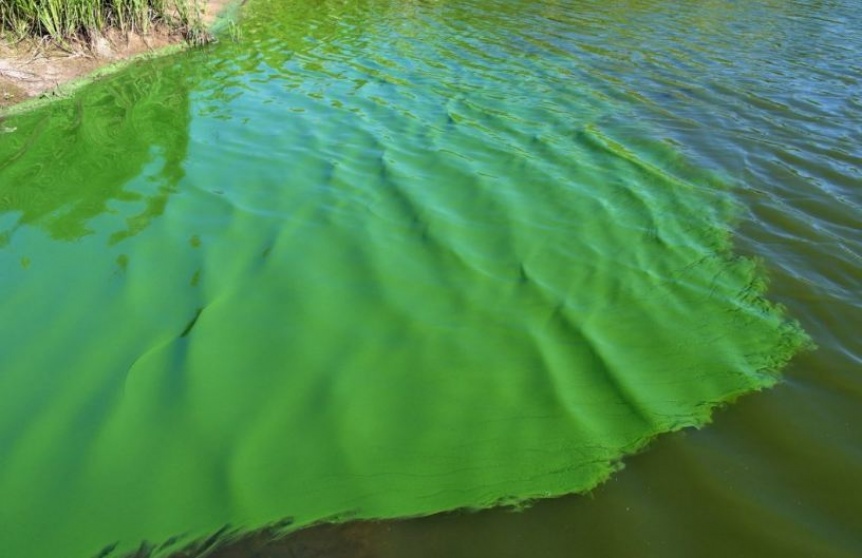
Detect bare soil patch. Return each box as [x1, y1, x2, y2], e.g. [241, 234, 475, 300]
[0, 0, 234, 111]
[0, 29, 177, 109]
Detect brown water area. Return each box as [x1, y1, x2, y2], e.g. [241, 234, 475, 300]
[117, 522, 378, 558]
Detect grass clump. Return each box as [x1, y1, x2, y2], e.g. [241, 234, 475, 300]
[0, 0, 205, 43]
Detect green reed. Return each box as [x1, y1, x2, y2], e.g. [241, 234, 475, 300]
[0, 0, 201, 41]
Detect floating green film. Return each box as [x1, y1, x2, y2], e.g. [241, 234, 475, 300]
[0, 1, 808, 556]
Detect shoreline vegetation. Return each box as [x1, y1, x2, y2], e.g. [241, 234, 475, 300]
[0, 0, 205, 43]
[0, 0, 235, 112]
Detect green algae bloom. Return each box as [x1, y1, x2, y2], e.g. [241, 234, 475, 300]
[0, 0, 809, 556]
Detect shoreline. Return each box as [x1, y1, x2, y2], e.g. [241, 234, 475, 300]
[0, 0, 240, 116]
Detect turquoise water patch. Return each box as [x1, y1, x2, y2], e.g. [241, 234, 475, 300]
[0, 0, 807, 556]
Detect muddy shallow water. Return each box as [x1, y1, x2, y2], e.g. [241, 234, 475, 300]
[0, 0, 860, 557]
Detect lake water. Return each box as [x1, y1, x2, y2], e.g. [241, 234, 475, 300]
[0, 0, 859, 557]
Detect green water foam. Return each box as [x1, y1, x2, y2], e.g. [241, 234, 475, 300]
[0, 0, 809, 556]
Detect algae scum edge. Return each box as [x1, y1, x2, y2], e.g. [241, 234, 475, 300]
[0, 0, 810, 556]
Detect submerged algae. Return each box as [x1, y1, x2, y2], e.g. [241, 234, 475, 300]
[0, 63, 189, 245]
[0, 0, 808, 556]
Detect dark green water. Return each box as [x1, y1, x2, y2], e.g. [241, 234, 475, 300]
[0, 0, 858, 557]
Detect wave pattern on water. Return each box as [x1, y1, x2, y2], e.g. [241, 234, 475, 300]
[0, 0, 832, 557]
